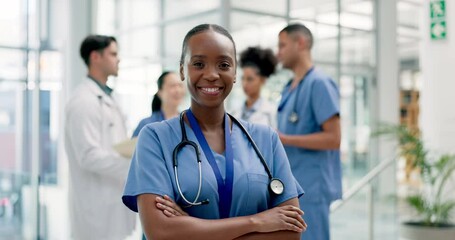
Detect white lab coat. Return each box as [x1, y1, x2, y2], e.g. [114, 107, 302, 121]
[231, 97, 277, 128]
[64, 78, 136, 240]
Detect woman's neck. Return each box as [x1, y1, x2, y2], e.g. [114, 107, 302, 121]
[189, 104, 225, 131]
[161, 104, 179, 119]
[246, 94, 260, 109]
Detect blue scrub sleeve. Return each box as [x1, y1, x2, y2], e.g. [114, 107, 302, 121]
[311, 79, 340, 125]
[122, 125, 175, 212]
[131, 120, 146, 138]
[270, 130, 305, 207]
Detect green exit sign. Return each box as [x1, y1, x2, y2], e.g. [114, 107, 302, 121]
[430, 0, 447, 40]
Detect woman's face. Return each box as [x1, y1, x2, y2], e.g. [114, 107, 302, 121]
[241, 66, 265, 99]
[158, 73, 185, 108]
[180, 30, 236, 109]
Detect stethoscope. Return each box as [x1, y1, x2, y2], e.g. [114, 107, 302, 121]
[172, 110, 285, 207]
[278, 67, 315, 123]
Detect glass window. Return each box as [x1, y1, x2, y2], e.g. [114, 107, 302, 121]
[0, 1, 26, 47]
[117, 0, 161, 31]
[312, 23, 340, 63]
[0, 49, 27, 80]
[118, 27, 160, 59]
[164, 13, 220, 60]
[341, 29, 375, 66]
[341, 0, 374, 31]
[96, 0, 116, 34]
[0, 82, 25, 171]
[164, 0, 219, 20]
[40, 51, 63, 82]
[231, 11, 286, 51]
[232, 0, 288, 16]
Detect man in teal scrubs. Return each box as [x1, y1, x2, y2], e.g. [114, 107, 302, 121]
[277, 23, 342, 240]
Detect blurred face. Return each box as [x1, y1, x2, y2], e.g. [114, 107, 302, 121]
[93, 41, 120, 77]
[277, 32, 299, 69]
[158, 73, 185, 108]
[241, 66, 265, 98]
[180, 30, 236, 109]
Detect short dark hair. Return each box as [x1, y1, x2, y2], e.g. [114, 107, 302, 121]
[240, 47, 277, 78]
[179, 24, 236, 65]
[80, 35, 117, 66]
[280, 23, 313, 50]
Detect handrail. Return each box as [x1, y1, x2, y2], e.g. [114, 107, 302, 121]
[330, 157, 396, 212]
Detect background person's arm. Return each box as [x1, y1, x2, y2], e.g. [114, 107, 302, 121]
[278, 115, 340, 150]
[138, 194, 304, 240]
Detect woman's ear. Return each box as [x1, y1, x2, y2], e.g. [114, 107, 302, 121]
[179, 64, 185, 81]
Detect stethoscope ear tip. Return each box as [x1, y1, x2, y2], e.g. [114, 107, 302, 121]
[201, 199, 210, 205]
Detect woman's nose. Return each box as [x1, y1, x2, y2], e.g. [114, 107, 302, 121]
[203, 65, 220, 81]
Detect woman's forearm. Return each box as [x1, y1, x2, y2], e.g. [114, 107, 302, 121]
[235, 230, 301, 240]
[147, 214, 258, 240]
[140, 194, 260, 240]
[139, 194, 304, 240]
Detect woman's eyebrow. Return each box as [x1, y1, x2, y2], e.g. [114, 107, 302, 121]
[190, 55, 206, 59]
[217, 55, 234, 61]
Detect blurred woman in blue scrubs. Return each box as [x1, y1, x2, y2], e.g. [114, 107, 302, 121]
[232, 47, 277, 127]
[122, 24, 306, 240]
[132, 71, 185, 137]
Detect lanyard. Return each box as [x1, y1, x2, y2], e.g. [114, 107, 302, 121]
[277, 66, 315, 112]
[186, 109, 234, 218]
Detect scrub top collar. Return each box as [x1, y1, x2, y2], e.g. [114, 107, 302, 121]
[88, 75, 113, 96]
[241, 98, 263, 120]
[278, 66, 315, 112]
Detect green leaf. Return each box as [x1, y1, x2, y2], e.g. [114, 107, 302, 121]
[406, 195, 427, 214]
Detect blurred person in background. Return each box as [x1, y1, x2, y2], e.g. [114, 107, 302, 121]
[65, 35, 136, 240]
[132, 71, 185, 137]
[276, 23, 342, 240]
[232, 47, 277, 128]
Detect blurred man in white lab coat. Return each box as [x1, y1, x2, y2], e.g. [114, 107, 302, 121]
[65, 35, 136, 240]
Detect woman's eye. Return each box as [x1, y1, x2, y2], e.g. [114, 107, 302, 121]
[219, 62, 231, 69]
[193, 62, 204, 68]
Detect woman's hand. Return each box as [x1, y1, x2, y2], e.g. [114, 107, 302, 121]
[250, 205, 306, 233]
[155, 195, 189, 217]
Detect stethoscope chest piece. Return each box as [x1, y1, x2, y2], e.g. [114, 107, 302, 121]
[269, 178, 284, 195]
[289, 112, 299, 123]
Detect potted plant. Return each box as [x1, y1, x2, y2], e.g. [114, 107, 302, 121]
[374, 124, 455, 240]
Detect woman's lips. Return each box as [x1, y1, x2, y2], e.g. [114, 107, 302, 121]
[199, 87, 222, 95]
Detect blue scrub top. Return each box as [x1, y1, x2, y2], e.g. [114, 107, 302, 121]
[132, 111, 164, 138]
[122, 117, 303, 219]
[277, 68, 342, 203]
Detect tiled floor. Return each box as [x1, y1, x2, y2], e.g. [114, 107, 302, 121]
[330, 190, 399, 240]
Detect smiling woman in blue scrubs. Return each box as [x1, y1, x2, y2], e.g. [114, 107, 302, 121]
[122, 24, 306, 240]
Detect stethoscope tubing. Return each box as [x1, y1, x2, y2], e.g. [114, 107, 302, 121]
[173, 110, 280, 207]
